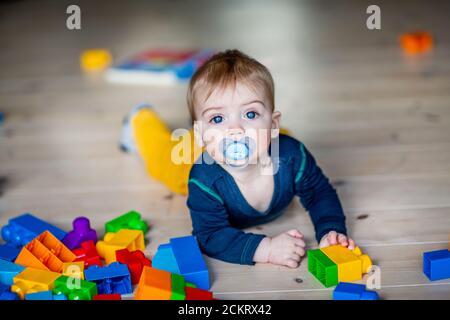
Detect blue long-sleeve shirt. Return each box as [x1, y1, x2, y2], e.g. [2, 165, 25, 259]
[186, 134, 347, 265]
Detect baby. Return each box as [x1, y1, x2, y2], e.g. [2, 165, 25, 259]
[120, 49, 355, 268]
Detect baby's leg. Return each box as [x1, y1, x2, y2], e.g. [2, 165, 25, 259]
[131, 108, 202, 195]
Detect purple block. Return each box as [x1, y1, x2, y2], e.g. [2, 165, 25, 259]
[62, 217, 97, 250]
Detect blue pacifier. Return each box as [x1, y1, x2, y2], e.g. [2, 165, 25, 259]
[220, 136, 256, 162]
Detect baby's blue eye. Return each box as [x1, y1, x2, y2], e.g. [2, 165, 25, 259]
[211, 115, 223, 124]
[245, 111, 257, 119]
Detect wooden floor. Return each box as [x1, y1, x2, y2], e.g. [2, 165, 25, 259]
[1, 0, 449, 299]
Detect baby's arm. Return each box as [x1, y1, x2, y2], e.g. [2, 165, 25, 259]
[294, 142, 351, 246]
[187, 180, 265, 265]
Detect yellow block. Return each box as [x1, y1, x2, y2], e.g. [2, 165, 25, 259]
[11, 267, 61, 299]
[96, 229, 145, 264]
[62, 261, 85, 280]
[320, 245, 372, 282]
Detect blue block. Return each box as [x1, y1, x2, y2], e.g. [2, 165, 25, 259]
[84, 262, 132, 295]
[170, 235, 210, 290]
[25, 290, 67, 300]
[0, 258, 26, 285]
[333, 282, 379, 300]
[423, 249, 450, 281]
[0, 283, 19, 300]
[152, 243, 180, 274]
[1, 213, 67, 247]
[25, 290, 53, 300]
[0, 291, 20, 300]
[0, 243, 21, 262]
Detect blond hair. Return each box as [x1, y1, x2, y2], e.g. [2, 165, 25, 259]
[186, 49, 275, 124]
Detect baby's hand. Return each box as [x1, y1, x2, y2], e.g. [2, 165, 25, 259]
[319, 230, 356, 250]
[267, 229, 306, 268]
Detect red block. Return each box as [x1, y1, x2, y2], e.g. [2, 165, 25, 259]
[93, 294, 122, 300]
[73, 240, 102, 268]
[116, 248, 151, 285]
[185, 287, 214, 300]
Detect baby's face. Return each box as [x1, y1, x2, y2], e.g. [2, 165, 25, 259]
[194, 81, 280, 168]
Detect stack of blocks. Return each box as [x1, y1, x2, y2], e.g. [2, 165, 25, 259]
[308, 245, 373, 287]
[0, 211, 215, 300]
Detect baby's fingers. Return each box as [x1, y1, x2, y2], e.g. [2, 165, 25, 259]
[285, 258, 300, 269]
[293, 238, 306, 249]
[286, 229, 304, 239]
[348, 238, 356, 250]
[338, 234, 349, 246]
[327, 231, 338, 245]
[294, 245, 306, 257]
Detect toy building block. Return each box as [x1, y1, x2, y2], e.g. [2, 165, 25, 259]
[134, 266, 172, 300]
[15, 231, 76, 273]
[0, 243, 21, 261]
[115, 248, 151, 285]
[307, 249, 338, 287]
[152, 236, 210, 290]
[11, 267, 61, 299]
[400, 31, 433, 55]
[185, 286, 214, 300]
[0, 284, 20, 300]
[84, 262, 132, 295]
[25, 290, 67, 300]
[93, 293, 122, 300]
[423, 249, 450, 281]
[170, 236, 210, 290]
[171, 273, 186, 300]
[62, 216, 97, 250]
[62, 261, 85, 280]
[320, 245, 372, 283]
[96, 229, 145, 264]
[0, 258, 26, 285]
[80, 49, 112, 72]
[105, 210, 149, 234]
[152, 243, 180, 274]
[1, 213, 66, 247]
[333, 282, 379, 300]
[52, 275, 98, 300]
[73, 240, 102, 268]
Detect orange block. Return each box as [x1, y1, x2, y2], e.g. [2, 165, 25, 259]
[15, 231, 76, 273]
[400, 31, 433, 55]
[134, 266, 172, 300]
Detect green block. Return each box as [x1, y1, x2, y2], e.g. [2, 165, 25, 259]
[185, 282, 196, 288]
[170, 273, 186, 300]
[52, 276, 98, 300]
[307, 249, 338, 287]
[105, 210, 149, 234]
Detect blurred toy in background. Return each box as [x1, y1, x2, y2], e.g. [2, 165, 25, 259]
[80, 49, 113, 72]
[104, 48, 215, 86]
[400, 31, 434, 55]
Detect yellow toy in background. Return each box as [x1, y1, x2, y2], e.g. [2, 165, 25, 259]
[80, 49, 112, 72]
